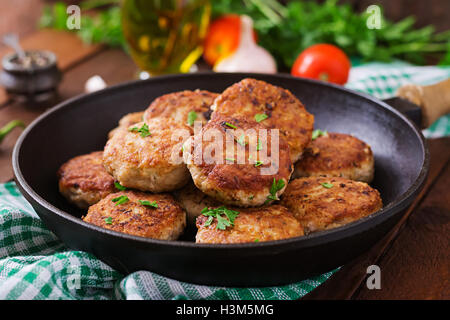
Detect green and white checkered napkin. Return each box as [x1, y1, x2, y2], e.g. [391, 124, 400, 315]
[0, 63, 449, 300]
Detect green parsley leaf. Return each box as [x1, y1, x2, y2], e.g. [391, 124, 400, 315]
[204, 215, 214, 227]
[254, 238, 260, 242]
[187, 111, 197, 126]
[225, 122, 237, 129]
[256, 138, 262, 151]
[321, 182, 334, 189]
[129, 123, 151, 137]
[255, 113, 268, 123]
[277, 179, 286, 191]
[201, 206, 240, 230]
[312, 129, 327, 140]
[254, 160, 264, 167]
[114, 181, 126, 191]
[112, 195, 129, 206]
[104, 217, 113, 225]
[237, 134, 247, 146]
[266, 178, 286, 203]
[139, 200, 158, 208]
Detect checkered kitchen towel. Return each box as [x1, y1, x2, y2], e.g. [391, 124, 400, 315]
[0, 64, 449, 300]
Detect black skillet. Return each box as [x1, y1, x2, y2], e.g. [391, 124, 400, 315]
[12, 73, 432, 287]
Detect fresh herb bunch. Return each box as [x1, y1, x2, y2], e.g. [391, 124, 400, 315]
[212, 0, 450, 67]
[39, 0, 124, 48]
[39, 0, 449, 66]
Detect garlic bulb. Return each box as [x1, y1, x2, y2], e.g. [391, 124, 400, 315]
[85, 75, 107, 93]
[214, 15, 277, 74]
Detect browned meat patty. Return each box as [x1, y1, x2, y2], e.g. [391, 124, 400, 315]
[293, 132, 374, 183]
[83, 191, 186, 240]
[173, 180, 221, 225]
[195, 205, 304, 243]
[103, 119, 190, 192]
[58, 151, 115, 209]
[211, 78, 314, 162]
[183, 115, 293, 207]
[108, 111, 144, 139]
[143, 90, 218, 133]
[281, 177, 383, 234]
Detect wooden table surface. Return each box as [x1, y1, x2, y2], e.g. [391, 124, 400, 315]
[0, 30, 448, 300]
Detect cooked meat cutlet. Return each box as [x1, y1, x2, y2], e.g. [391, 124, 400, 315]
[183, 115, 293, 207]
[211, 78, 314, 162]
[108, 111, 144, 139]
[281, 177, 383, 234]
[83, 191, 186, 240]
[195, 205, 303, 243]
[143, 89, 218, 132]
[293, 132, 374, 183]
[173, 180, 221, 225]
[103, 119, 190, 192]
[57, 151, 115, 209]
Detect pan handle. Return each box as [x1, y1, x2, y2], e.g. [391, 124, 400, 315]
[396, 78, 450, 128]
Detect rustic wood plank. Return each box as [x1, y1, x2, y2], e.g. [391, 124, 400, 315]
[0, 0, 45, 52]
[0, 29, 104, 106]
[302, 137, 450, 299]
[0, 49, 137, 183]
[354, 161, 450, 300]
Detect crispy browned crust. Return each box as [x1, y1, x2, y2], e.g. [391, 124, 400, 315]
[293, 133, 374, 182]
[57, 151, 115, 208]
[83, 191, 186, 240]
[281, 177, 383, 233]
[108, 112, 144, 139]
[211, 78, 314, 162]
[195, 205, 304, 243]
[143, 90, 218, 132]
[183, 115, 293, 206]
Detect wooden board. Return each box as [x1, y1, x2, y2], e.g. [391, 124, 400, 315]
[354, 160, 450, 299]
[303, 137, 450, 299]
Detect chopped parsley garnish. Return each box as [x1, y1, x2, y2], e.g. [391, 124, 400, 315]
[112, 195, 129, 206]
[225, 122, 237, 129]
[237, 134, 247, 146]
[321, 182, 334, 189]
[312, 129, 327, 140]
[255, 113, 268, 123]
[254, 160, 264, 167]
[202, 206, 240, 230]
[139, 200, 158, 208]
[187, 111, 197, 126]
[256, 138, 262, 151]
[248, 195, 254, 200]
[129, 123, 151, 137]
[265, 178, 286, 204]
[254, 238, 260, 242]
[104, 217, 113, 225]
[114, 181, 126, 191]
[225, 157, 235, 162]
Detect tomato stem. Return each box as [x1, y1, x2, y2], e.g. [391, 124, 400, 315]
[319, 72, 329, 82]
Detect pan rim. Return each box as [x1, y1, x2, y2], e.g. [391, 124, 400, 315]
[12, 72, 429, 250]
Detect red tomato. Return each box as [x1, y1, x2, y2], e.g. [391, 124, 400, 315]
[291, 44, 351, 85]
[203, 14, 258, 66]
